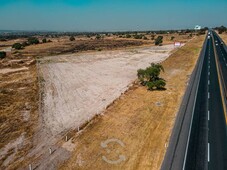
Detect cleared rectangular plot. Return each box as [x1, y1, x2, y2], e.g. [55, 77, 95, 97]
[40, 45, 175, 135]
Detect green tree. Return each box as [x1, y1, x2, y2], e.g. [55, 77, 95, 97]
[69, 36, 75, 41]
[155, 36, 163, 45]
[28, 37, 39, 45]
[12, 43, 23, 50]
[42, 38, 47, 43]
[216, 26, 227, 34]
[126, 34, 131, 38]
[0, 51, 6, 59]
[96, 34, 101, 40]
[171, 36, 175, 41]
[137, 63, 166, 90]
[134, 34, 143, 39]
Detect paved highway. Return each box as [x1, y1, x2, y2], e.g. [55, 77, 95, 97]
[161, 31, 227, 170]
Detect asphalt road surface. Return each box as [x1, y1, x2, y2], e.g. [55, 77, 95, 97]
[161, 31, 227, 170]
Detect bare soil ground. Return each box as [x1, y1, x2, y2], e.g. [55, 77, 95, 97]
[40, 45, 175, 136]
[59, 35, 205, 170]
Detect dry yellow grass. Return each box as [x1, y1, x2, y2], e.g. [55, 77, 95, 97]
[219, 32, 227, 43]
[59, 35, 205, 170]
[0, 65, 38, 168]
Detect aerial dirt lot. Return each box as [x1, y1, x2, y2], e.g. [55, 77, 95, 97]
[59, 35, 205, 170]
[40, 45, 175, 136]
[0, 33, 197, 169]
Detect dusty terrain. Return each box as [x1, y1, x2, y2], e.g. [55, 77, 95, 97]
[0, 33, 196, 169]
[59, 35, 205, 170]
[6, 44, 175, 170]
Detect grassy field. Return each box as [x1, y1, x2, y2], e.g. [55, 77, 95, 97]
[59, 35, 205, 170]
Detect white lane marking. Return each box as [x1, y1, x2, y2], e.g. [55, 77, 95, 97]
[208, 71, 210, 76]
[208, 80, 210, 85]
[208, 92, 210, 99]
[208, 143, 210, 162]
[208, 110, 210, 121]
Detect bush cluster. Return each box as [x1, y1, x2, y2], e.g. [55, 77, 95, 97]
[0, 51, 6, 59]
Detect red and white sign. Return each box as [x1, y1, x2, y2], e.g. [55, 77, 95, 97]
[174, 42, 181, 47]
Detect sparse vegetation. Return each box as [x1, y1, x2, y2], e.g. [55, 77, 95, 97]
[171, 36, 175, 40]
[137, 63, 166, 90]
[0, 51, 6, 59]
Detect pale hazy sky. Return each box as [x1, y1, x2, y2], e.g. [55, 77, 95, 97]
[0, 0, 227, 31]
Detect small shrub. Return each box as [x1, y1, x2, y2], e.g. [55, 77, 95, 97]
[69, 36, 75, 41]
[143, 36, 148, 40]
[12, 43, 23, 50]
[126, 34, 131, 38]
[96, 34, 101, 40]
[0, 38, 7, 42]
[28, 37, 39, 45]
[42, 38, 47, 43]
[171, 36, 175, 41]
[134, 34, 143, 39]
[0, 51, 6, 59]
